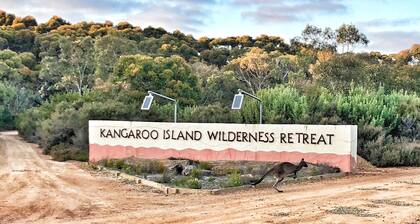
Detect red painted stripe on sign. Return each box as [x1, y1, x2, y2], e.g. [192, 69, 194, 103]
[89, 144, 356, 172]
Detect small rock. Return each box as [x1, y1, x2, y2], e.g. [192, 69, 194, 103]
[182, 165, 196, 176]
[201, 170, 213, 176]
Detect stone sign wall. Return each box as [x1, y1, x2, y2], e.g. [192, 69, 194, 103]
[89, 120, 357, 172]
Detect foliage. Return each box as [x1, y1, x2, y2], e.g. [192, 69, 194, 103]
[336, 24, 369, 53]
[0, 9, 418, 167]
[190, 168, 203, 179]
[138, 160, 166, 174]
[230, 47, 274, 94]
[364, 138, 420, 167]
[113, 54, 200, 106]
[226, 169, 242, 187]
[198, 161, 213, 170]
[173, 176, 202, 189]
[50, 143, 88, 161]
[292, 25, 337, 51]
[94, 34, 139, 81]
[100, 159, 166, 174]
[0, 81, 36, 130]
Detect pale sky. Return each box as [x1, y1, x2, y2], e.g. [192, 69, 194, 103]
[1, 0, 419, 53]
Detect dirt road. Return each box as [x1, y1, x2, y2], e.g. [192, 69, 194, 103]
[0, 131, 419, 224]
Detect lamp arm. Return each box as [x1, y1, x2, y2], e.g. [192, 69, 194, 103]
[148, 91, 176, 103]
[238, 89, 261, 102]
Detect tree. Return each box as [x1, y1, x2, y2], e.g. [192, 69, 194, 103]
[395, 44, 420, 65]
[116, 21, 133, 30]
[5, 13, 15, 26]
[270, 55, 299, 84]
[230, 47, 274, 94]
[200, 48, 230, 67]
[0, 81, 36, 129]
[113, 54, 200, 105]
[201, 71, 245, 105]
[37, 16, 69, 33]
[297, 25, 337, 51]
[254, 35, 289, 52]
[0, 37, 7, 50]
[0, 10, 6, 26]
[39, 56, 67, 99]
[390, 64, 420, 94]
[4, 30, 36, 53]
[312, 53, 389, 91]
[236, 35, 253, 48]
[56, 37, 95, 95]
[190, 61, 241, 105]
[197, 36, 211, 51]
[41, 37, 95, 95]
[336, 24, 369, 53]
[0, 50, 38, 89]
[94, 34, 138, 81]
[143, 26, 168, 38]
[34, 33, 62, 58]
[10, 16, 37, 30]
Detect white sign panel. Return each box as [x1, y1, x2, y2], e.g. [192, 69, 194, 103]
[89, 120, 357, 172]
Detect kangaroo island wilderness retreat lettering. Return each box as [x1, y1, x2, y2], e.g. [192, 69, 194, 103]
[89, 121, 357, 172]
[100, 128, 335, 145]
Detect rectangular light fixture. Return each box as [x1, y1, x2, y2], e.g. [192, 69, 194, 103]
[231, 93, 244, 110]
[141, 95, 154, 110]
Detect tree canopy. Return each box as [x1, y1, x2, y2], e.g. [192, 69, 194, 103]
[0, 9, 418, 166]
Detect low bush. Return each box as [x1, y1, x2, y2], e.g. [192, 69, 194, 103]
[365, 138, 420, 167]
[100, 159, 166, 174]
[49, 143, 88, 161]
[172, 176, 202, 189]
[190, 168, 203, 179]
[226, 169, 242, 187]
[197, 161, 213, 170]
[104, 159, 126, 170]
[139, 160, 166, 174]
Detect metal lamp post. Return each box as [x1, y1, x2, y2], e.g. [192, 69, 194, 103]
[231, 89, 263, 124]
[141, 91, 177, 123]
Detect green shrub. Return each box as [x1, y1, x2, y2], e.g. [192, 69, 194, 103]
[173, 176, 202, 189]
[185, 178, 201, 189]
[365, 139, 420, 167]
[198, 161, 213, 170]
[122, 163, 133, 174]
[49, 143, 88, 161]
[247, 85, 308, 124]
[105, 159, 125, 170]
[208, 176, 216, 182]
[227, 168, 242, 175]
[181, 104, 241, 123]
[162, 171, 171, 183]
[226, 169, 242, 187]
[134, 163, 143, 175]
[140, 160, 166, 174]
[190, 168, 202, 179]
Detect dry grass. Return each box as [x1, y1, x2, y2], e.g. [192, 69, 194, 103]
[371, 199, 414, 207]
[363, 203, 380, 208]
[396, 181, 420, 185]
[357, 156, 376, 171]
[357, 186, 389, 191]
[268, 212, 289, 217]
[327, 206, 379, 217]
